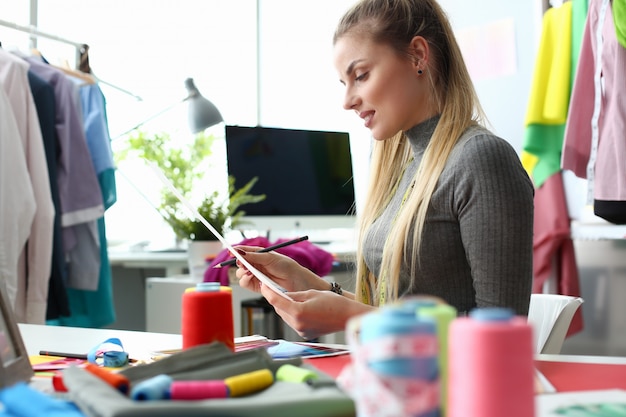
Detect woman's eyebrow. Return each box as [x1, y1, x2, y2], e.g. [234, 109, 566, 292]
[345, 59, 366, 76]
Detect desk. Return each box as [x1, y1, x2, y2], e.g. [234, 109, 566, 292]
[19, 323, 182, 360]
[107, 242, 356, 333]
[18, 324, 626, 417]
[108, 250, 188, 276]
[20, 323, 626, 385]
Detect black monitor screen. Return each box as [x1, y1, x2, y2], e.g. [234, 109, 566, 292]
[225, 125, 356, 217]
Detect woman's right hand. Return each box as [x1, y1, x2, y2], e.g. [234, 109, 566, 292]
[233, 246, 329, 293]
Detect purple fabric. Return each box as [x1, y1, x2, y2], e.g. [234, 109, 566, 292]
[203, 237, 335, 286]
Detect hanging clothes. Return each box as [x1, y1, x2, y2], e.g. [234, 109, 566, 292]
[0, 87, 37, 321]
[614, 0, 626, 48]
[522, 1, 572, 186]
[24, 56, 105, 296]
[0, 49, 55, 324]
[54, 80, 117, 328]
[27, 69, 71, 320]
[522, 0, 588, 336]
[562, 0, 626, 224]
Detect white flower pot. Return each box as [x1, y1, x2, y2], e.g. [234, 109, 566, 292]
[187, 240, 223, 281]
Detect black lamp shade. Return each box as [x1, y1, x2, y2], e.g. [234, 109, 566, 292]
[185, 78, 223, 134]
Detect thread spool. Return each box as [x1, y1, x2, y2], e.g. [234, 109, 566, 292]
[447, 307, 534, 417]
[417, 303, 457, 417]
[181, 282, 234, 351]
[84, 363, 130, 394]
[131, 374, 173, 401]
[360, 305, 438, 379]
[169, 380, 229, 400]
[276, 364, 318, 383]
[359, 304, 440, 417]
[224, 369, 274, 397]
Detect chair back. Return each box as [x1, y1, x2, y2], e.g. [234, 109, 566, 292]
[527, 294, 584, 354]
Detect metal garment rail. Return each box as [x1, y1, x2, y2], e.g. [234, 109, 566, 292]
[0, 18, 142, 101]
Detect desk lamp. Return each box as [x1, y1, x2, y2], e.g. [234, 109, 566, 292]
[115, 77, 223, 138]
[185, 78, 223, 133]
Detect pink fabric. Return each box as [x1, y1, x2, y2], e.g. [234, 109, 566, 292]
[532, 173, 583, 336]
[562, 0, 626, 200]
[203, 237, 336, 286]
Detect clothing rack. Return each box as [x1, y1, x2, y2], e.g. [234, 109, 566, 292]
[0, 18, 142, 101]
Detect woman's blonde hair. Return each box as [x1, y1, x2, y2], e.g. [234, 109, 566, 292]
[334, 0, 486, 304]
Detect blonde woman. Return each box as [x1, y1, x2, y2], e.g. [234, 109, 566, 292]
[235, 0, 534, 340]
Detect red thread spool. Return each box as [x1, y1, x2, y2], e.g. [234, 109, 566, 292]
[84, 363, 130, 394]
[52, 372, 68, 392]
[169, 380, 229, 400]
[181, 282, 234, 351]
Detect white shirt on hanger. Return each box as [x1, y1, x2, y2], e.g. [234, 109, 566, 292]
[0, 50, 55, 324]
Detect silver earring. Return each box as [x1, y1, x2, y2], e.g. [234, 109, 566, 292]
[417, 69, 423, 75]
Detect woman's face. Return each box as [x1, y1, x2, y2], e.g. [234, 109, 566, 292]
[333, 34, 433, 140]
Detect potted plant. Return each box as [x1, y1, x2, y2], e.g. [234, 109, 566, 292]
[116, 130, 265, 278]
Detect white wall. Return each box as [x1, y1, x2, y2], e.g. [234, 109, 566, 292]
[1, 0, 543, 246]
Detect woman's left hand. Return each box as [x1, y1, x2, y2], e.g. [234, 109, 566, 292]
[260, 284, 375, 340]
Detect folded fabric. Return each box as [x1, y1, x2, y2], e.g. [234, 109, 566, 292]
[0, 382, 84, 417]
[203, 237, 335, 286]
[61, 342, 355, 417]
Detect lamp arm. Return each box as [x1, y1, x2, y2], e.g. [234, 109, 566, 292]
[112, 96, 189, 141]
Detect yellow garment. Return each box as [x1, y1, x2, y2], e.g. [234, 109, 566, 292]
[524, 2, 573, 125]
[521, 152, 539, 178]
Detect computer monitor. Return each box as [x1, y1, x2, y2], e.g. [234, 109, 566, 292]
[225, 125, 357, 239]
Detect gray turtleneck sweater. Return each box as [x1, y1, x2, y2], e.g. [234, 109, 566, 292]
[363, 117, 534, 315]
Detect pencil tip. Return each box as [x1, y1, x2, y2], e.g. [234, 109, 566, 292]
[213, 264, 222, 269]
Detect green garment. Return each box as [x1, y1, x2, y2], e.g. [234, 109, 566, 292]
[615, 0, 626, 48]
[523, 124, 566, 187]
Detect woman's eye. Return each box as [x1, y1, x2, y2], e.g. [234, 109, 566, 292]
[355, 72, 368, 82]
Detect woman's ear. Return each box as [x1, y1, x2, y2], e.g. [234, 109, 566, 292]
[409, 36, 429, 71]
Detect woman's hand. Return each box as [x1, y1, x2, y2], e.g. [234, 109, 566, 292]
[260, 285, 375, 340]
[233, 245, 373, 338]
[233, 246, 329, 293]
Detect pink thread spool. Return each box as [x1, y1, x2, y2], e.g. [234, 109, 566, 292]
[447, 308, 534, 417]
[169, 380, 229, 400]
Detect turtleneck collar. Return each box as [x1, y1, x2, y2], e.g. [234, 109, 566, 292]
[404, 115, 441, 156]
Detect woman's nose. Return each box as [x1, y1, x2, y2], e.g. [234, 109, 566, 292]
[343, 89, 359, 110]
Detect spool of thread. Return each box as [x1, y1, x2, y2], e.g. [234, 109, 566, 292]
[276, 364, 318, 383]
[84, 363, 130, 394]
[359, 304, 440, 417]
[181, 282, 234, 351]
[169, 380, 229, 400]
[447, 307, 534, 417]
[52, 372, 68, 392]
[417, 303, 457, 417]
[360, 305, 438, 380]
[224, 369, 274, 397]
[131, 374, 173, 400]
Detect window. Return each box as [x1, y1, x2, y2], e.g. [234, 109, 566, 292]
[6, 0, 369, 247]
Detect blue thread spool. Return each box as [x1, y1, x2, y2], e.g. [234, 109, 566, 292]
[361, 305, 438, 379]
[131, 374, 173, 401]
[360, 303, 440, 417]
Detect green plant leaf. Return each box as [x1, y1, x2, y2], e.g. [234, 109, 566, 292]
[116, 130, 265, 241]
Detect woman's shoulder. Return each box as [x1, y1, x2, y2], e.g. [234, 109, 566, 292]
[453, 124, 520, 163]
